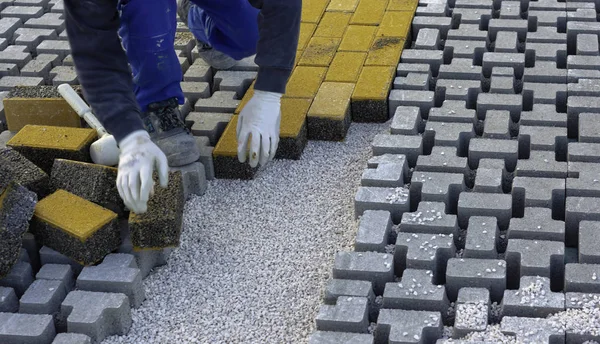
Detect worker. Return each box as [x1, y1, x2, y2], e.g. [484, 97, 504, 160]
[63, 0, 300, 213]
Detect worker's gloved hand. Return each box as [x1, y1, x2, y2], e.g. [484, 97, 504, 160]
[116, 130, 169, 214]
[236, 90, 282, 168]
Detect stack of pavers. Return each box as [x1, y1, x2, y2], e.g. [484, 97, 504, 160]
[309, 0, 600, 343]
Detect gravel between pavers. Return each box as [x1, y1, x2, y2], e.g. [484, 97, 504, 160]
[102, 122, 390, 344]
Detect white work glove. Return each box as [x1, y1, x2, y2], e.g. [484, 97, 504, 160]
[236, 90, 282, 168]
[116, 130, 169, 214]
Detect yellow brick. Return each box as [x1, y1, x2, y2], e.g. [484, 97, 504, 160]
[213, 116, 239, 157]
[314, 12, 352, 37]
[376, 10, 413, 38]
[308, 82, 355, 119]
[298, 37, 340, 67]
[8, 125, 97, 151]
[285, 66, 328, 98]
[387, 0, 418, 11]
[298, 23, 316, 50]
[338, 25, 377, 51]
[325, 51, 366, 82]
[352, 66, 395, 101]
[365, 37, 405, 66]
[350, 0, 388, 25]
[4, 98, 81, 132]
[34, 189, 117, 241]
[280, 98, 312, 138]
[326, 0, 360, 11]
[302, 0, 329, 23]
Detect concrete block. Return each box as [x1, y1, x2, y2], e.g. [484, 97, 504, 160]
[522, 82, 567, 108]
[213, 70, 256, 98]
[566, 197, 600, 247]
[39, 246, 83, 276]
[436, 79, 482, 104]
[76, 253, 144, 308]
[468, 138, 518, 172]
[388, 90, 434, 118]
[371, 134, 422, 167]
[0, 261, 34, 297]
[393, 72, 429, 90]
[512, 176, 565, 217]
[0, 287, 17, 312]
[308, 332, 373, 344]
[315, 296, 369, 333]
[579, 221, 600, 264]
[51, 333, 92, 344]
[527, 26, 566, 44]
[415, 146, 470, 177]
[505, 239, 564, 290]
[13, 28, 56, 51]
[567, 161, 600, 198]
[508, 207, 565, 242]
[31, 190, 119, 265]
[399, 202, 458, 236]
[396, 63, 430, 77]
[20, 54, 61, 82]
[482, 52, 525, 79]
[446, 258, 507, 301]
[500, 316, 564, 343]
[520, 104, 567, 128]
[526, 42, 567, 64]
[523, 61, 566, 84]
[453, 288, 489, 338]
[0, 147, 49, 197]
[438, 58, 482, 81]
[400, 49, 443, 76]
[50, 159, 123, 215]
[187, 112, 232, 146]
[0, 45, 31, 68]
[423, 121, 474, 156]
[382, 269, 449, 312]
[502, 276, 564, 318]
[169, 162, 207, 200]
[1, 6, 43, 21]
[576, 34, 599, 56]
[50, 66, 77, 85]
[375, 309, 442, 344]
[414, 28, 440, 50]
[427, 100, 478, 124]
[323, 279, 375, 307]
[0, 312, 55, 344]
[464, 216, 498, 259]
[195, 137, 214, 180]
[194, 91, 239, 114]
[36, 40, 70, 59]
[579, 113, 600, 143]
[394, 232, 455, 280]
[354, 186, 410, 224]
[515, 150, 567, 179]
[409, 171, 465, 212]
[183, 62, 212, 83]
[489, 75, 515, 94]
[355, 210, 392, 252]
[60, 290, 131, 343]
[529, 10, 566, 29]
[36, 264, 73, 294]
[447, 23, 488, 42]
[332, 251, 394, 295]
[568, 142, 600, 163]
[476, 93, 522, 122]
[19, 279, 66, 321]
[564, 263, 600, 294]
[390, 106, 422, 135]
[128, 171, 184, 249]
[473, 168, 503, 193]
[180, 81, 210, 104]
[0, 17, 22, 39]
[411, 16, 451, 39]
[361, 154, 407, 187]
[444, 39, 487, 60]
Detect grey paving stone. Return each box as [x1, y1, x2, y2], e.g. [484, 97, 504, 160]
[323, 279, 374, 306]
[523, 61, 567, 84]
[396, 63, 430, 77]
[446, 258, 507, 301]
[0, 287, 17, 312]
[565, 292, 600, 310]
[14, 0, 50, 8]
[76, 253, 144, 308]
[308, 331, 373, 344]
[494, 31, 518, 53]
[447, 23, 488, 42]
[371, 134, 422, 167]
[20, 233, 39, 272]
[193, 91, 239, 113]
[60, 290, 131, 343]
[568, 56, 600, 73]
[354, 186, 410, 223]
[116, 230, 172, 279]
[451, 8, 492, 25]
[476, 93, 522, 122]
[400, 49, 443, 76]
[566, 197, 600, 247]
[0, 63, 17, 77]
[39, 246, 83, 275]
[20, 53, 60, 82]
[564, 263, 600, 294]
[51, 333, 92, 344]
[187, 112, 232, 146]
[567, 162, 600, 198]
[415, 146, 470, 177]
[489, 75, 515, 94]
[393, 72, 429, 90]
[388, 90, 434, 118]
[502, 275, 565, 318]
[473, 168, 503, 193]
[500, 316, 564, 343]
[416, 2, 448, 17]
[464, 216, 498, 259]
[13, 27, 57, 51]
[332, 251, 394, 295]
[520, 104, 567, 128]
[315, 296, 369, 333]
[526, 42, 567, 64]
[438, 58, 482, 81]
[414, 28, 441, 50]
[213, 70, 256, 98]
[19, 279, 66, 318]
[394, 232, 455, 280]
[508, 207, 565, 242]
[361, 154, 407, 188]
[0, 261, 33, 297]
[443, 40, 487, 60]
[0, 312, 55, 344]
[0, 75, 42, 91]
[49, 65, 77, 85]
[183, 62, 212, 83]
[505, 239, 564, 290]
[390, 106, 422, 135]
[181, 81, 210, 104]
[482, 52, 525, 79]
[1, 6, 43, 20]
[375, 309, 442, 343]
[468, 138, 519, 172]
[423, 121, 474, 156]
[197, 141, 214, 181]
[569, 79, 600, 98]
[515, 150, 567, 179]
[579, 221, 600, 264]
[512, 177, 565, 217]
[527, 26, 566, 44]
[454, 0, 492, 10]
[0, 45, 30, 68]
[409, 171, 465, 212]
[179, 97, 192, 119]
[399, 202, 458, 236]
[411, 16, 451, 40]
[169, 162, 207, 200]
[452, 288, 489, 339]
[382, 269, 449, 312]
[568, 142, 600, 163]
[435, 79, 482, 104]
[35, 264, 73, 294]
[427, 100, 478, 124]
[569, 96, 600, 138]
[35, 39, 70, 58]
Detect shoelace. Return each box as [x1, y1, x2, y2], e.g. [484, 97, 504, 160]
[148, 99, 190, 133]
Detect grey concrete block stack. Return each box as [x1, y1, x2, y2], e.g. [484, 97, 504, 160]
[310, 0, 600, 342]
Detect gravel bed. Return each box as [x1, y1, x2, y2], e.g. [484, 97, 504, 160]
[102, 122, 390, 344]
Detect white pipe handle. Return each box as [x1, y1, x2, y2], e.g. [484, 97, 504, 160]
[57, 84, 108, 137]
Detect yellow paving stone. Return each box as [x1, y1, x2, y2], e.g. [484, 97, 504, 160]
[387, 0, 418, 11]
[351, 66, 395, 122]
[307, 82, 354, 140]
[338, 25, 377, 51]
[298, 23, 317, 50]
[365, 36, 405, 66]
[302, 0, 329, 23]
[314, 12, 352, 38]
[296, 50, 304, 64]
[326, 0, 360, 12]
[376, 10, 413, 38]
[280, 98, 312, 138]
[285, 66, 328, 98]
[350, 0, 388, 25]
[325, 51, 366, 82]
[298, 37, 340, 67]
[213, 116, 239, 157]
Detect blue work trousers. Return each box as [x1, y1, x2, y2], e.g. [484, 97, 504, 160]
[118, 0, 260, 111]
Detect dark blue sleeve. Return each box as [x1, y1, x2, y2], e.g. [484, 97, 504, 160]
[63, 0, 145, 144]
[248, 0, 301, 95]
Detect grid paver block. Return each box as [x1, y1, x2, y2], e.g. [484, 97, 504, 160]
[0, 261, 34, 297]
[452, 287, 489, 338]
[500, 316, 564, 343]
[0, 287, 17, 313]
[390, 106, 422, 135]
[446, 258, 507, 302]
[508, 207, 565, 242]
[375, 309, 442, 344]
[35, 264, 73, 294]
[394, 232, 455, 280]
[361, 154, 407, 188]
[332, 251, 394, 295]
[315, 296, 369, 333]
[502, 276, 565, 318]
[355, 210, 391, 253]
[383, 268, 449, 313]
[464, 216, 498, 259]
[51, 333, 92, 344]
[505, 239, 565, 290]
[399, 202, 458, 237]
[372, 133, 422, 167]
[0, 312, 55, 344]
[457, 192, 512, 230]
[409, 171, 465, 212]
[187, 112, 232, 146]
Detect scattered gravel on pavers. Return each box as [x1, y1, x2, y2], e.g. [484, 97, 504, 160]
[101, 123, 389, 343]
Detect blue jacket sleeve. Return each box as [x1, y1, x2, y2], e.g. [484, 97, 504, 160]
[63, 0, 145, 144]
[248, 0, 301, 95]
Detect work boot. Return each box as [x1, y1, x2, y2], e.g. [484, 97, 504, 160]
[177, 0, 237, 70]
[141, 98, 200, 167]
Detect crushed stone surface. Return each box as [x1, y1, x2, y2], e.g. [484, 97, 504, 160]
[101, 122, 390, 344]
